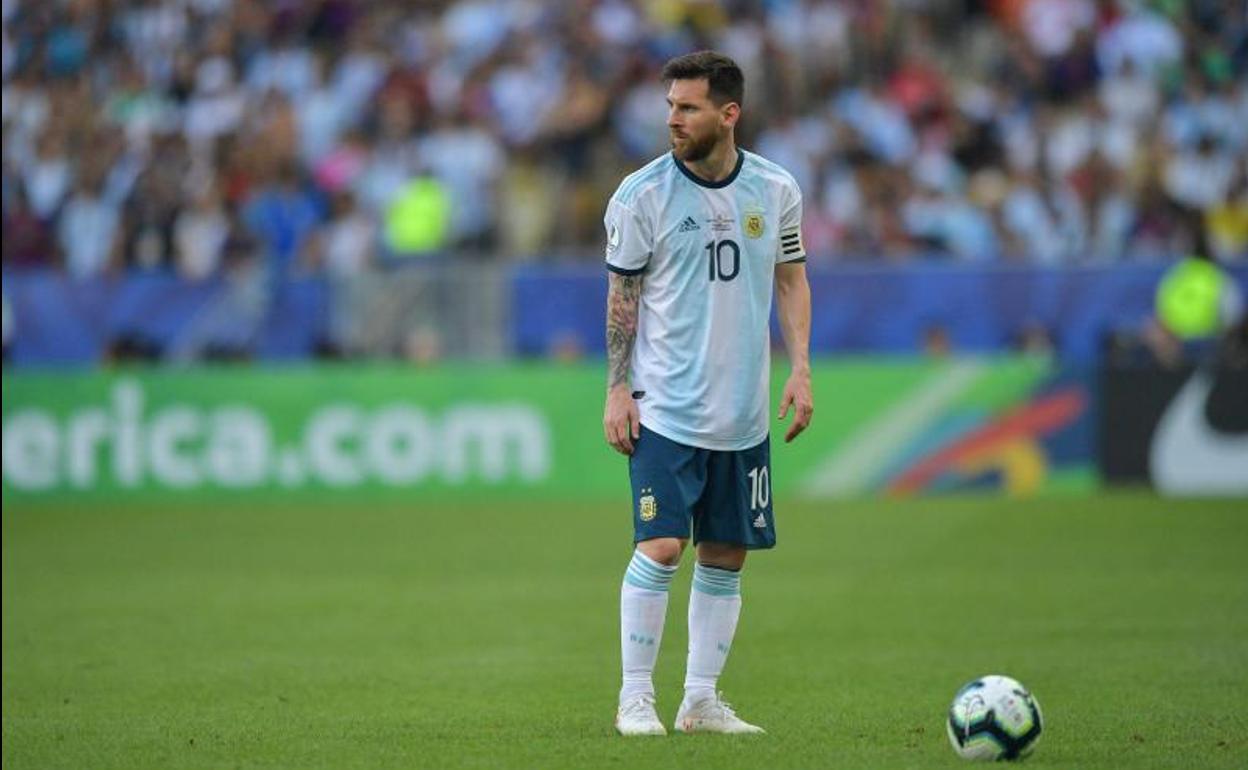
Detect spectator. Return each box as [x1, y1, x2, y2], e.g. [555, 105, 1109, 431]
[614, 76, 669, 160]
[1020, 0, 1095, 60]
[20, 130, 71, 221]
[183, 55, 246, 154]
[121, 139, 187, 271]
[834, 80, 917, 166]
[173, 183, 229, 280]
[1095, 5, 1183, 79]
[1098, 58, 1159, 128]
[1001, 168, 1085, 262]
[497, 146, 560, 257]
[1205, 162, 1248, 262]
[417, 108, 505, 249]
[241, 161, 324, 275]
[1072, 152, 1135, 261]
[2, 185, 56, 269]
[295, 51, 347, 165]
[57, 171, 121, 279]
[315, 190, 376, 277]
[383, 174, 450, 257]
[1164, 133, 1237, 211]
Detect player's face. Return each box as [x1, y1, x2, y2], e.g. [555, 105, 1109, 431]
[666, 79, 733, 162]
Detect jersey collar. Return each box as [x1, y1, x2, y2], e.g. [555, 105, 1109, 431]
[672, 148, 744, 189]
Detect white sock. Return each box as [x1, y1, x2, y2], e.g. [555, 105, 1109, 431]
[619, 549, 678, 705]
[683, 562, 742, 706]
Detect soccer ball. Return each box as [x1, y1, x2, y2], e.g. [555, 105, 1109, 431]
[946, 675, 1043, 761]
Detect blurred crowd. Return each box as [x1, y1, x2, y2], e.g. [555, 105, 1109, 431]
[2, 0, 1247, 283]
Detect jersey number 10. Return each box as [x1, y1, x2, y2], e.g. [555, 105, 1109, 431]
[705, 239, 740, 282]
[747, 466, 770, 510]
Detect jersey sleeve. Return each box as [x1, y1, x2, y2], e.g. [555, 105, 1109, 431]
[604, 197, 652, 275]
[777, 179, 806, 264]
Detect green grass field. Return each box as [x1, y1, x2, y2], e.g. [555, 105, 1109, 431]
[3, 492, 1246, 769]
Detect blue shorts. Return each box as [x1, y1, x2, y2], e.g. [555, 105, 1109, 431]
[628, 425, 776, 550]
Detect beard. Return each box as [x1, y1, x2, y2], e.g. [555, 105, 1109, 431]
[671, 128, 721, 162]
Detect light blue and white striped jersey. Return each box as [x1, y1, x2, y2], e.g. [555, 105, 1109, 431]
[605, 149, 806, 451]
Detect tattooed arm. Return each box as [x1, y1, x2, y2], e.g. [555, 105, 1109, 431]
[603, 271, 642, 455]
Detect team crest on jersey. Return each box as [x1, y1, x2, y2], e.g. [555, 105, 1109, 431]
[743, 212, 765, 239]
[639, 492, 657, 521]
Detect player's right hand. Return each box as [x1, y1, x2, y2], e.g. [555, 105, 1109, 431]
[604, 385, 641, 455]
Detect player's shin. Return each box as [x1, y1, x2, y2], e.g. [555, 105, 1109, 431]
[619, 550, 678, 704]
[683, 562, 742, 706]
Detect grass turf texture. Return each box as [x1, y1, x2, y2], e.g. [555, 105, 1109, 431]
[3, 492, 1246, 769]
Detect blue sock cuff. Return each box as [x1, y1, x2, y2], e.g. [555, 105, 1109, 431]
[623, 550, 678, 592]
[693, 562, 741, 597]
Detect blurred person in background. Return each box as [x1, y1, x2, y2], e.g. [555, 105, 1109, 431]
[417, 106, 505, 251]
[383, 171, 451, 258]
[173, 182, 230, 281]
[121, 173, 177, 272]
[1163, 133, 1238, 213]
[170, 208, 269, 362]
[57, 168, 122, 279]
[1205, 161, 1248, 262]
[183, 55, 247, 156]
[2, 183, 56, 270]
[1071, 151, 1135, 262]
[538, 65, 614, 250]
[312, 189, 376, 278]
[19, 130, 72, 221]
[119, 133, 191, 271]
[241, 160, 324, 275]
[313, 189, 379, 357]
[1001, 166, 1085, 263]
[1147, 231, 1246, 366]
[497, 144, 561, 258]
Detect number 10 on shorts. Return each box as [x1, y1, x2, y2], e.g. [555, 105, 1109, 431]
[747, 466, 770, 510]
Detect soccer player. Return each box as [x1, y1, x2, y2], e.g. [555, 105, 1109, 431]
[603, 51, 813, 736]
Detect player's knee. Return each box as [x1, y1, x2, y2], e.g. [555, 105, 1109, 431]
[636, 537, 686, 566]
[696, 541, 747, 571]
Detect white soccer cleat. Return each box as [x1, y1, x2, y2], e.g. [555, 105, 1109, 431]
[615, 694, 667, 736]
[674, 693, 766, 734]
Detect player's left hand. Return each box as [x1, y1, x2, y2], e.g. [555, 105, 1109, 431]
[778, 371, 813, 443]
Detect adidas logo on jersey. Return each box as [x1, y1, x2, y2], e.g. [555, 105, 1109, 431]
[677, 216, 700, 232]
[753, 512, 767, 529]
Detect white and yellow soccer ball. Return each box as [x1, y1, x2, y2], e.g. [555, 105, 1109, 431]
[946, 675, 1043, 761]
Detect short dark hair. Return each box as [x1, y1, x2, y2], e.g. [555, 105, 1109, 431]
[661, 50, 744, 109]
